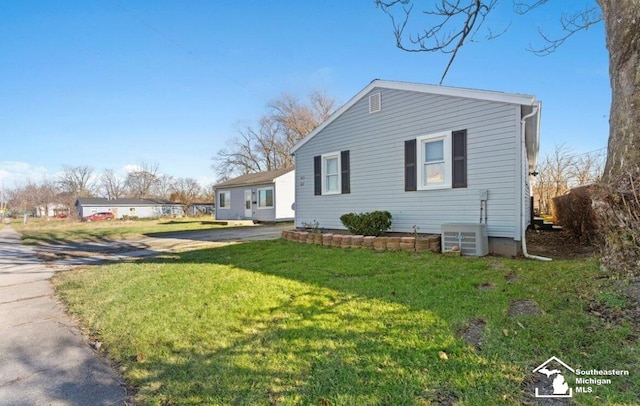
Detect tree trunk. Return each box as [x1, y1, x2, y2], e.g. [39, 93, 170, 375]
[596, 0, 640, 275]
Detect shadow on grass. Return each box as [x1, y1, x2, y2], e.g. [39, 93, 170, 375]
[57, 239, 638, 404]
[128, 281, 498, 405]
[121, 240, 546, 404]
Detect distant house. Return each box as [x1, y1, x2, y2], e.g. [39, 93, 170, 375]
[290, 80, 541, 256]
[75, 198, 184, 219]
[214, 167, 295, 222]
[34, 203, 70, 218]
[188, 202, 215, 216]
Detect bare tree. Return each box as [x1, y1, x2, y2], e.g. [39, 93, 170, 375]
[151, 174, 175, 200]
[214, 119, 281, 178]
[376, 0, 640, 273]
[125, 162, 160, 199]
[100, 169, 126, 199]
[170, 178, 201, 216]
[533, 144, 604, 215]
[213, 91, 336, 179]
[58, 165, 95, 198]
[533, 144, 572, 215]
[568, 149, 605, 187]
[34, 179, 59, 218]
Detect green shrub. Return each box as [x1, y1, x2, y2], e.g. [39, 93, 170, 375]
[340, 210, 392, 236]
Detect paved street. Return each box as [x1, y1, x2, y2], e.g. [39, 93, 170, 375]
[0, 226, 128, 405]
[0, 223, 285, 405]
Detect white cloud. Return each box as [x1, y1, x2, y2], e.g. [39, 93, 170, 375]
[0, 161, 51, 187]
[122, 164, 143, 174]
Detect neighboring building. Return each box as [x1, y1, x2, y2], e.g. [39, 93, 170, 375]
[214, 167, 295, 222]
[75, 198, 184, 219]
[189, 202, 215, 216]
[34, 203, 70, 218]
[290, 79, 541, 256]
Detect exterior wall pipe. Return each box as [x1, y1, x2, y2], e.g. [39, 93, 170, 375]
[521, 106, 552, 261]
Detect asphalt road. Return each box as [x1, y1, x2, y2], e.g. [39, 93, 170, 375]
[0, 226, 128, 405]
[0, 223, 285, 405]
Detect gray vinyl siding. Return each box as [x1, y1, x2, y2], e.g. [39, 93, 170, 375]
[215, 188, 247, 221]
[216, 183, 277, 221]
[294, 87, 522, 238]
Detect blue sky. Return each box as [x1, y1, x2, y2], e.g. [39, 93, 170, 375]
[0, 1, 609, 189]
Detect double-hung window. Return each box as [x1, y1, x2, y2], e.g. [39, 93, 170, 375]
[417, 132, 452, 190]
[314, 150, 351, 196]
[322, 152, 341, 195]
[405, 129, 467, 191]
[218, 191, 231, 209]
[257, 187, 274, 208]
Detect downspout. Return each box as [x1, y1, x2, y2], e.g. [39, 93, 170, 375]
[520, 106, 552, 261]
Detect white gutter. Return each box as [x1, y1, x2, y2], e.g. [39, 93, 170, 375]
[520, 106, 552, 261]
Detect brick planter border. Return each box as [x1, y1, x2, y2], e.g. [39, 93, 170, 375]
[281, 230, 441, 253]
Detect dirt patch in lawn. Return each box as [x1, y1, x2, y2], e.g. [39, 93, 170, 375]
[508, 299, 542, 317]
[457, 318, 487, 349]
[587, 278, 640, 336]
[525, 229, 598, 260]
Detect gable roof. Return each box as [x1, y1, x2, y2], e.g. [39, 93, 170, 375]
[291, 79, 539, 154]
[76, 198, 181, 206]
[214, 166, 294, 189]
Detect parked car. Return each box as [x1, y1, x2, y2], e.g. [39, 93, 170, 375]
[82, 212, 115, 222]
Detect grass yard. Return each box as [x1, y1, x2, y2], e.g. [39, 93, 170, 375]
[53, 240, 640, 405]
[13, 217, 224, 245]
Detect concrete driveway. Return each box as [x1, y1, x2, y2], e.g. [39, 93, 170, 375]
[0, 223, 285, 405]
[31, 223, 287, 265]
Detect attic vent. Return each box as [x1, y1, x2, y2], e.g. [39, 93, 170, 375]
[369, 92, 381, 113]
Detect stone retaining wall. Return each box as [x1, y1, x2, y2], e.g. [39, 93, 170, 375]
[281, 230, 441, 253]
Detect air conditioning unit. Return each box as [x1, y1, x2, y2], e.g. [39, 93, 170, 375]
[441, 223, 489, 256]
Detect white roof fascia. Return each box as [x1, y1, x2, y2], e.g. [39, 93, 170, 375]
[291, 79, 538, 154]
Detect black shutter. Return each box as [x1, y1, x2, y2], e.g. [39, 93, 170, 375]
[452, 129, 467, 188]
[341, 150, 350, 194]
[313, 155, 322, 195]
[404, 139, 417, 191]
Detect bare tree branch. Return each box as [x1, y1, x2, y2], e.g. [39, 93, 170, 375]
[213, 91, 336, 180]
[514, 1, 603, 56]
[375, 0, 502, 84]
[512, 0, 548, 14]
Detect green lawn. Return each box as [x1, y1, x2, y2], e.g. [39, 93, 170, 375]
[13, 217, 224, 245]
[53, 240, 639, 405]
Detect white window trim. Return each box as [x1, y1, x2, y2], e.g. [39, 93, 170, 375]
[218, 190, 231, 209]
[417, 131, 452, 190]
[256, 187, 274, 209]
[321, 152, 341, 195]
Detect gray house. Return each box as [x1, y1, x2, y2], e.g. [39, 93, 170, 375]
[214, 167, 295, 222]
[290, 80, 541, 256]
[76, 198, 184, 219]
